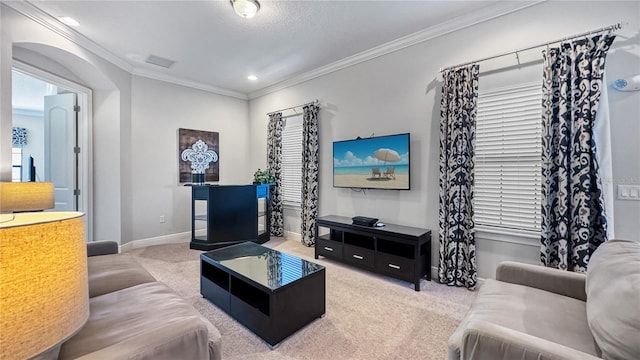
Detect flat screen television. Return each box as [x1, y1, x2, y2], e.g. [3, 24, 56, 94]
[333, 133, 410, 190]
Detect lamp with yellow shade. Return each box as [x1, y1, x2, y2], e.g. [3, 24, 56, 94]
[0, 182, 88, 360]
[0, 212, 88, 360]
[0, 181, 55, 213]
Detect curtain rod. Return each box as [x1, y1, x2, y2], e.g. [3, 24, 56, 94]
[439, 22, 624, 72]
[267, 99, 318, 116]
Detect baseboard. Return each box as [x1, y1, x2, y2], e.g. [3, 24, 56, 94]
[120, 230, 201, 252]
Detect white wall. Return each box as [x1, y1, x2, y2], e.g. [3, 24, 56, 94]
[92, 89, 124, 242]
[130, 76, 250, 241]
[248, 1, 640, 278]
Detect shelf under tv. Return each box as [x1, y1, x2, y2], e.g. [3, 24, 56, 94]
[314, 215, 431, 291]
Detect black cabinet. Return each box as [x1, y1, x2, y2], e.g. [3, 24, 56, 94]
[190, 184, 271, 250]
[314, 215, 431, 291]
[200, 242, 326, 348]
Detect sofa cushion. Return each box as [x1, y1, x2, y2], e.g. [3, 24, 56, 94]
[88, 253, 156, 297]
[448, 279, 598, 360]
[586, 239, 640, 360]
[60, 282, 222, 360]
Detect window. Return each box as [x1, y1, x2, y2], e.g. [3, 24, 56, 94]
[12, 147, 23, 182]
[281, 116, 303, 206]
[474, 82, 542, 234]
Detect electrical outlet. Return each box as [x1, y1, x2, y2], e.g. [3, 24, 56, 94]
[159, 215, 166, 223]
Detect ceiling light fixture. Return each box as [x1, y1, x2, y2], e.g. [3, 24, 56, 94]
[230, 0, 260, 19]
[247, 75, 258, 81]
[58, 16, 80, 27]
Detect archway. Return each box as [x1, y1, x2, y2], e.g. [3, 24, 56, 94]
[12, 42, 122, 242]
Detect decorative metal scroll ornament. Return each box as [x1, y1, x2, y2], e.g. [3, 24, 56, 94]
[180, 140, 219, 173]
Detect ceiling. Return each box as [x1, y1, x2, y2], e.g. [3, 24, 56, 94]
[14, 0, 539, 99]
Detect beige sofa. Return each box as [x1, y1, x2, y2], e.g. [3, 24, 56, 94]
[59, 241, 222, 360]
[449, 239, 640, 360]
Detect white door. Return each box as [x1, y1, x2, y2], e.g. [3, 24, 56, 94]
[44, 93, 77, 211]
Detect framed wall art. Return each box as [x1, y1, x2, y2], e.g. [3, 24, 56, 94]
[178, 128, 219, 183]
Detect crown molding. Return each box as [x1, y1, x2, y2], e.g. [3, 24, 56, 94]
[7, 0, 547, 102]
[6, 0, 134, 73]
[248, 0, 547, 100]
[6, 0, 247, 100]
[131, 68, 249, 100]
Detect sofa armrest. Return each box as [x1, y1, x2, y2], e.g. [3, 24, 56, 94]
[461, 321, 600, 360]
[69, 318, 216, 360]
[496, 261, 586, 301]
[86, 240, 119, 257]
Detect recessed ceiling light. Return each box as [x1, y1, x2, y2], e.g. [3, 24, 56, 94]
[58, 16, 80, 27]
[247, 75, 258, 81]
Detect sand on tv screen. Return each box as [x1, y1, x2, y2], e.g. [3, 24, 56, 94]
[333, 133, 410, 190]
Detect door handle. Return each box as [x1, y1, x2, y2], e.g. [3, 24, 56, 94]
[352, 254, 364, 260]
[388, 264, 400, 270]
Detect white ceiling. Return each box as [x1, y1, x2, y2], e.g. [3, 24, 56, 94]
[15, 0, 540, 99]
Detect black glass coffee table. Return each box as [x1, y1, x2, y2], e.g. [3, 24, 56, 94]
[200, 241, 326, 348]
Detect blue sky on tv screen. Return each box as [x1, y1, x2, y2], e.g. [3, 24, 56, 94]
[334, 134, 409, 168]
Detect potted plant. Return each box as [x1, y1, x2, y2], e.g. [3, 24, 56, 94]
[253, 168, 276, 184]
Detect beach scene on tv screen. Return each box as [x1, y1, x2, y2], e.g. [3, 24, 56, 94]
[333, 134, 409, 189]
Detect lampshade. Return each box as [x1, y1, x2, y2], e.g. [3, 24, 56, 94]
[0, 212, 88, 359]
[231, 0, 260, 18]
[0, 182, 54, 212]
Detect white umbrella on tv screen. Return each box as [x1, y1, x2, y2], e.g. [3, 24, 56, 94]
[374, 148, 400, 164]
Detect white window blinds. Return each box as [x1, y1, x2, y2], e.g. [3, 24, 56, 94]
[474, 82, 542, 233]
[281, 116, 303, 205]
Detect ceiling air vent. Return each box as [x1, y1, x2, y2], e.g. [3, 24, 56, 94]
[145, 54, 176, 68]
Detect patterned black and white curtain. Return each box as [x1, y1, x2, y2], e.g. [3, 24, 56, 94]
[301, 103, 319, 247]
[267, 112, 284, 237]
[438, 64, 479, 289]
[541, 34, 615, 272]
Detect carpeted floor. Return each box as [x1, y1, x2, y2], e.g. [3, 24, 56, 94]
[126, 238, 477, 359]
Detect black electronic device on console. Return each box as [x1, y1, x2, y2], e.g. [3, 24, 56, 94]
[351, 216, 379, 227]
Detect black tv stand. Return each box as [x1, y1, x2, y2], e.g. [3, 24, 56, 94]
[314, 215, 431, 291]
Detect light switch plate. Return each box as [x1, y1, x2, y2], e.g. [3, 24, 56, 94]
[618, 185, 640, 200]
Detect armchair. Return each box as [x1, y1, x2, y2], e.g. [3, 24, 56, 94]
[448, 239, 640, 360]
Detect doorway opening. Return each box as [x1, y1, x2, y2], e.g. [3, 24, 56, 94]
[11, 61, 93, 240]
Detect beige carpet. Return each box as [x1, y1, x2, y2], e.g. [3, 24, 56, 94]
[126, 238, 477, 359]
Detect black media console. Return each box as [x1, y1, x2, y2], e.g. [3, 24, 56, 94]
[314, 215, 431, 291]
[190, 184, 271, 251]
